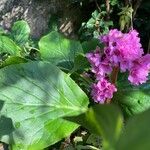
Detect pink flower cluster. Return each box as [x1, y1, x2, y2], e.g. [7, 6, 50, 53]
[128, 54, 150, 85]
[86, 29, 150, 103]
[91, 78, 117, 103]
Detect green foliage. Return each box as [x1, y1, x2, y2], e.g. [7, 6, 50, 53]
[70, 53, 89, 74]
[66, 104, 123, 150]
[67, 104, 150, 150]
[11, 20, 30, 46]
[118, 6, 133, 31]
[0, 61, 89, 149]
[82, 38, 102, 53]
[117, 108, 150, 150]
[0, 56, 27, 69]
[86, 134, 102, 149]
[110, 0, 119, 6]
[113, 73, 150, 117]
[0, 36, 21, 56]
[39, 31, 83, 71]
[0, 27, 6, 35]
[0, 20, 39, 63]
[0, 32, 25, 68]
[0, 22, 92, 150]
[79, 9, 113, 40]
[0, 0, 149, 148]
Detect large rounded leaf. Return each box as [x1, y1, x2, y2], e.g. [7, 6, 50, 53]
[113, 73, 150, 117]
[39, 31, 83, 70]
[0, 61, 89, 150]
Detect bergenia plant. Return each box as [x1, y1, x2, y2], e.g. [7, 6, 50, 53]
[86, 29, 150, 104]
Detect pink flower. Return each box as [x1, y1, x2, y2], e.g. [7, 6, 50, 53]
[118, 30, 143, 61]
[86, 28, 148, 104]
[86, 48, 112, 80]
[91, 78, 117, 103]
[128, 54, 150, 85]
[92, 58, 112, 80]
[100, 29, 144, 72]
[100, 29, 123, 44]
[86, 47, 101, 67]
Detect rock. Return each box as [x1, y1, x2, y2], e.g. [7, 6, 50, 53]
[0, 143, 8, 150]
[0, 0, 58, 38]
[0, 0, 83, 39]
[0, 143, 3, 150]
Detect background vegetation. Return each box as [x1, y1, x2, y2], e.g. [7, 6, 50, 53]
[0, 0, 150, 150]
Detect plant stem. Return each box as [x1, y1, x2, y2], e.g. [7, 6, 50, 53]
[106, 66, 119, 104]
[106, 99, 111, 104]
[111, 66, 119, 84]
[105, 0, 110, 19]
[95, 0, 101, 12]
[130, 5, 133, 30]
[133, 0, 143, 18]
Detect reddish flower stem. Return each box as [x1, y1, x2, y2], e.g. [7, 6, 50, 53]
[106, 66, 119, 104]
[111, 66, 119, 84]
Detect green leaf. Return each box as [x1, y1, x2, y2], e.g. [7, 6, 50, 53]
[86, 18, 95, 29]
[11, 20, 30, 46]
[0, 27, 6, 35]
[0, 61, 89, 150]
[113, 73, 150, 117]
[70, 53, 89, 74]
[116, 108, 150, 150]
[82, 39, 102, 53]
[119, 16, 126, 31]
[86, 134, 102, 148]
[105, 21, 113, 26]
[39, 31, 83, 70]
[110, 0, 118, 6]
[93, 31, 100, 38]
[92, 10, 100, 19]
[66, 104, 123, 150]
[0, 56, 27, 68]
[0, 36, 21, 55]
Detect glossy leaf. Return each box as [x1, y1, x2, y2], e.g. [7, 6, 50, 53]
[113, 73, 150, 117]
[11, 20, 30, 46]
[0, 36, 21, 55]
[39, 31, 83, 70]
[66, 104, 123, 150]
[0, 61, 89, 150]
[117, 108, 150, 150]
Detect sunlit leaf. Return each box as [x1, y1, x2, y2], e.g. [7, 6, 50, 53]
[0, 61, 89, 150]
